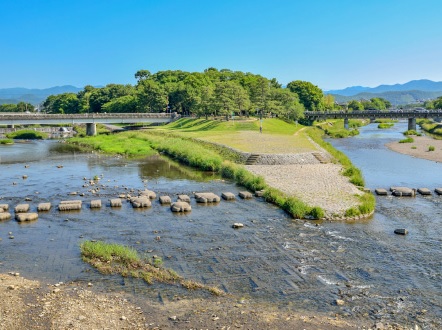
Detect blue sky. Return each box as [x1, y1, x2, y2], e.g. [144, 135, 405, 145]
[1, 0, 441, 90]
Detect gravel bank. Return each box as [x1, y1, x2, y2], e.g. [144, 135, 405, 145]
[386, 135, 442, 162]
[246, 163, 363, 217]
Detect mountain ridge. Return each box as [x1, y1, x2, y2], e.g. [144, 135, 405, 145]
[326, 79, 442, 96]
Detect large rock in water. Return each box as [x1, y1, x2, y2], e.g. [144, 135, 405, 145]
[159, 196, 171, 205]
[194, 192, 220, 203]
[130, 197, 151, 208]
[109, 198, 122, 207]
[0, 204, 9, 211]
[15, 213, 38, 222]
[171, 202, 191, 212]
[417, 188, 431, 196]
[37, 203, 51, 211]
[139, 189, 156, 200]
[221, 192, 236, 200]
[177, 194, 191, 202]
[238, 191, 253, 199]
[0, 212, 11, 221]
[435, 188, 442, 195]
[375, 188, 388, 196]
[14, 204, 30, 213]
[391, 187, 416, 197]
[394, 228, 408, 235]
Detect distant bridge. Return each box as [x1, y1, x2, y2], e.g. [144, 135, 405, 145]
[303, 110, 442, 130]
[0, 112, 176, 136]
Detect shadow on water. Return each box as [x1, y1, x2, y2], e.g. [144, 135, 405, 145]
[0, 137, 441, 328]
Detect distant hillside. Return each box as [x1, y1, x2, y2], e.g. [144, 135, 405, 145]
[332, 90, 442, 106]
[326, 79, 442, 96]
[0, 85, 82, 105]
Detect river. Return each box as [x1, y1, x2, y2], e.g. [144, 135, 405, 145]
[0, 125, 441, 329]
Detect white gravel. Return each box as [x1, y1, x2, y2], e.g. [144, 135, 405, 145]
[246, 163, 363, 217]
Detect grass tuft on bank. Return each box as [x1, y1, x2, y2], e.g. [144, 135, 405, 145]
[80, 240, 223, 295]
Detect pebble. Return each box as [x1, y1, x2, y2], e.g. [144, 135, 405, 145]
[120, 316, 127, 321]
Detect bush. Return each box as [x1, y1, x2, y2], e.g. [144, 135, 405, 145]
[283, 197, 309, 219]
[403, 130, 421, 136]
[0, 139, 14, 144]
[399, 137, 414, 143]
[428, 145, 435, 151]
[309, 206, 325, 219]
[6, 130, 48, 140]
[378, 123, 394, 129]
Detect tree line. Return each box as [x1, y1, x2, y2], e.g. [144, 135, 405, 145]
[39, 68, 332, 121]
[346, 98, 392, 111]
[0, 101, 35, 112]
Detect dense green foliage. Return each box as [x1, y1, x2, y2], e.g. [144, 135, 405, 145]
[403, 129, 421, 136]
[418, 119, 442, 137]
[0, 139, 14, 144]
[346, 97, 391, 110]
[0, 101, 35, 112]
[286, 80, 324, 111]
[41, 69, 312, 120]
[6, 129, 48, 139]
[316, 119, 362, 138]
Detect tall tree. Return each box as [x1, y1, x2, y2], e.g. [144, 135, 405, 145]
[286, 80, 324, 111]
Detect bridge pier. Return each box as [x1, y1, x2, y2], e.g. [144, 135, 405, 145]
[86, 123, 97, 136]
[344, 117, 349, 130]
[7, 124, 14, 128]
[408, 118, 416, 131]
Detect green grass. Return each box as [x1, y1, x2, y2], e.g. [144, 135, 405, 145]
[0, 139, 14, 144]
[315, 119, 362, 138]
[378, 123, 394, 129]
[6, 130, 48, 140]
[399, 137, 414, 143]
[403, 130, 421, 136]
[80, 240, 223, 295]
[418, 119, 442, 138]
[428, 145, 435, 151]
[374, 119, 398, 124]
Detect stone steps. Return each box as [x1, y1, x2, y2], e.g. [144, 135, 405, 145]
[245, 154, 260, 165]
[312, 152, 328, 164]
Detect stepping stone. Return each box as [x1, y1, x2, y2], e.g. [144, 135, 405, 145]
[375, 188, 388, 196]
[159, 196, 171, 205]
[0, 213, 11, 221]
[110, 198, 122, 207]
[130, 197, 151, 208]
[391, 187, 416, 197]
[394, 228, 408, 235]
[90, 200, 102, 208]
[194, 192, 220, 203]
[0, 204, 9, 211]
[417, 188, 431, 196]
[255, 190, 265, 197]
[238, 191, 253, 199]
[15, 213, 38, 222]
[139, 189, 156, 199]
[232, 223, 244, 229]
[14, 204, 30, 213]
[171, 201, 191, 212]
[221, 192, 235, 200]
[58, 203, 82, 211]
[435, 188, 442, 195]
[37, 203, 52, 211]
[177, 194, 190, 202]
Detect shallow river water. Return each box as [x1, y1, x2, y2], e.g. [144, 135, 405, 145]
[0, 124, 441, 329]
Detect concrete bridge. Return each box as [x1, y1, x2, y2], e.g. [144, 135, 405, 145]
[304, 110, 442, 130]
[0, 112, 176, 136]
